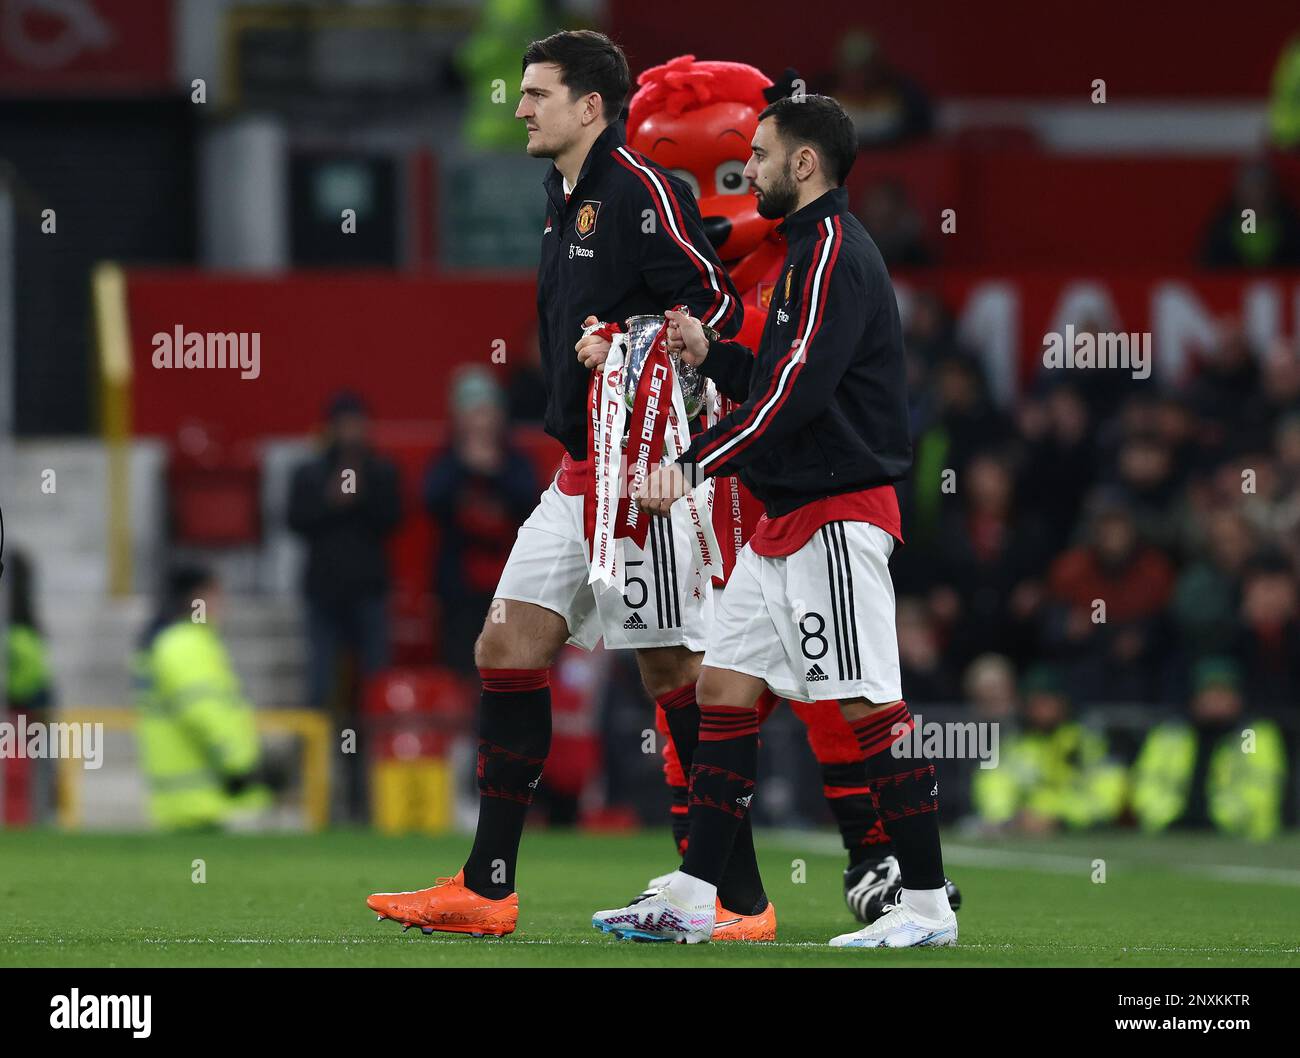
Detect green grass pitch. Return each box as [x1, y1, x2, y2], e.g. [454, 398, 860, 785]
[2, 828, 1298, 967]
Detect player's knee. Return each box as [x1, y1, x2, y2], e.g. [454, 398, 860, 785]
[475, 601, 571, 671]
[636, 647, 701, 699]
[837, 697, 903, 723]
[640, 667, 689, 699]
[694, 675, 725, 708]
[472, 624, 506, 670]
[695, 666, 754, 709]
[474, 611, 535, 670]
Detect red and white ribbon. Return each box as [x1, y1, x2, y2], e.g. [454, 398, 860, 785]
[713, 390, 746, 575]
[665, 376, 720, 583]
[587, 316, 720, 591]
[617, 322, 674, 547]
[587, 331, 628, 590]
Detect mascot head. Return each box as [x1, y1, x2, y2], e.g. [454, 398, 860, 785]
[627, 55, 785, 267]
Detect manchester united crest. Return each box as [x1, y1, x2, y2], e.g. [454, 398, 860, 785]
[575, 200, 601, 240]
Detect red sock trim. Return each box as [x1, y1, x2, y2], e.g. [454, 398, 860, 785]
[655, 682, 697, 712]
[823, 784, 874, 800]
[478, 667, 550, 693]
[850, 701, 912, 758]
[698, 704, 760, 742]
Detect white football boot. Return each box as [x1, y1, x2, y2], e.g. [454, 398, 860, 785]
[592, 871, 715, 943]
[631, 869, 677, 904]
[829, 896, 958, 948]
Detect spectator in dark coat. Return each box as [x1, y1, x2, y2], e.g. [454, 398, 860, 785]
[1016, 383, 1096, 556]
[1234, 554, 1300, 709]
[1186, 322, 1264, 465]
[1044, 492, 1177, 705]
[828, 29, 933, 149]
[1201, 158, 1300, 270]
[927, 451, 1052, 671]
[288, 391, 402, 711]
[424, 367, 539, 676]
[1173, 509, 1256, 661]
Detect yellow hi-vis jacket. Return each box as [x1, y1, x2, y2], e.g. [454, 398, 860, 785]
[972, 723, 1126, 828]
[7, 623, 52, 708]
[133, 621, 263, 830]
[1270, 35, 1300, 149]
[1131, 721, 1286, 842]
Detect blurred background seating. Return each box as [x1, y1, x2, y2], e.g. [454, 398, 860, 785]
[1, 0, 1298, 839]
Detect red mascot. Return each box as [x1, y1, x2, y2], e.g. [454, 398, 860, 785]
[626, 55, 959, 924]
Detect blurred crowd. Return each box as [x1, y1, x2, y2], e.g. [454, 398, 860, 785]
[887, 305, 1300, 837]
[9, 22, 1300, 837]
[266, 23, 1300, 836]
[889, 306, 1300, 714]
[274, 296, 1300, 836]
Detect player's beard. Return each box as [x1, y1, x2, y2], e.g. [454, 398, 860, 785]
[524, 121, 578, 161]
[524, 131, 553, 158]
[756, 160, 799, 220]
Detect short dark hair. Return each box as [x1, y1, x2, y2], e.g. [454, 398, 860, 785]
[522, 30, 630, 124]
[757, 94, 857, 186]
[326, 389, 367, 421]
[163, 563, 215, 617]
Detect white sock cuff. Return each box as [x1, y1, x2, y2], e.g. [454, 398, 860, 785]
[671, 870, 718, 908]
[901, 886, 951, 920]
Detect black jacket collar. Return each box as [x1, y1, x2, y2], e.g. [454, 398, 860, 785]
[777, 186, 849, 238]
[543, 121, 627, 207]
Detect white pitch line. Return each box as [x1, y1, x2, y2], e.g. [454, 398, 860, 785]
[1182, 863, 1300, 886]
[939, 844, 1085, 874]
[941, 843, 1300, 888]
[763, 831, 1300, 888]
[1, 937, 1296, 956]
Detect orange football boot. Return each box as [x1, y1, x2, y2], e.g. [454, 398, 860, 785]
[366, 871, 518, 937]
[711, 899, 777, 942]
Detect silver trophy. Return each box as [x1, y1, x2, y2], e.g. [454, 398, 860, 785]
[622, 313, 705, 419]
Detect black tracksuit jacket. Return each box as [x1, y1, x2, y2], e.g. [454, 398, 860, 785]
[677, 187, 913, 518]
[536, 122, 742, 460]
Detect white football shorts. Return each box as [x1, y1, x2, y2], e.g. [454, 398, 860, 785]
[494, 472, 713, 651]
[703, 520, 902, 704]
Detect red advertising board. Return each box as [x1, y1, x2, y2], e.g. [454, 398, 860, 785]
[609, 0, 1299, 100]
[0, 0, 173, 93]
[892, 272, 1300, 402]
[123, 269, 1300, 442]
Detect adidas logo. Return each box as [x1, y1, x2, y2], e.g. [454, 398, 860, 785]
[805, 663, 829, 682]
[931, 782, 939, 797]
[736, 794, 754, 808]
[624, 611, 648, 629]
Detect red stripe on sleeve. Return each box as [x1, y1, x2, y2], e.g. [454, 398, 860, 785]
[613, 150, 734, 333]
[711, 217, 844, 468]
[695, 219, 841, 469]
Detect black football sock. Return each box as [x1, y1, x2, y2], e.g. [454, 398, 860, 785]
[681, 705, 760, 887]
[849, 701, 945, 892]
[656, 684, 699, 857]
[717, 813, 768, 916]
[822, 759, 894, 867]
[669, 783, 690, 856]
[462, 668, 551, 899]
[662, 688, 766, 913]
